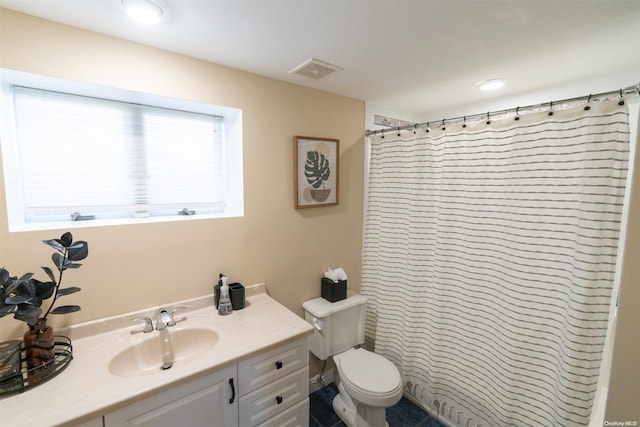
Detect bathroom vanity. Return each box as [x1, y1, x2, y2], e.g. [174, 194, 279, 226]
[0, 283, 314, 427]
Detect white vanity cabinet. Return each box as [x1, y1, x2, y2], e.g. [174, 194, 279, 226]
[104, 365, 238, 427]
[238, 337, 309, 427]
[101, 337, 309, 427]
[1, 288, 315, 427]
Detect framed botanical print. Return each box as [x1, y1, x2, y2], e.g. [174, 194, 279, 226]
[294, 136, 339, 208]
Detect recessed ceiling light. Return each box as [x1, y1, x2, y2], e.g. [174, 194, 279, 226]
[122, 0, 164, 24]
[475, 79, 505, 91]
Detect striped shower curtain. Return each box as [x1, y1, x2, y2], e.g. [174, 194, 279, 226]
[361, 99, 630, 426]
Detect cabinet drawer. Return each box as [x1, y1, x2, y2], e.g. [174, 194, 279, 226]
[239, 367, 309, 427]
[257, 397, 309, 427]
[239, 337, 308, 394]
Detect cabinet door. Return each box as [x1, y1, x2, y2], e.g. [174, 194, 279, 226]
[104, 365, 238, 427]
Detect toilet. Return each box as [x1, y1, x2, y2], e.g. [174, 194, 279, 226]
[303, 293, 403, 427]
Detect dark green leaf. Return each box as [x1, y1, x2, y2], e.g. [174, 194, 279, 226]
[60, 232, 73, 247]
[57, 287, 81, 297]
[51, 305, 81, 314]
[42, 238, 65, 252]
[15, 305, 41, 321]
[68, 242, 88, 261]
[15, 280, 36, 297]
[52, 253, 66, 271]
[0, 268, 9, 284]
[0, 305, 16, 317]
[65, 263, 82, 269]
[41, 266, 57, 283]
[3, 280, 18, 294]
[34, 280, 56, 300]
[5, 295, 31, 304]
[19, 272, 34, 281]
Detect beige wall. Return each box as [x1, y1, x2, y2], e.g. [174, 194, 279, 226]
[0, 9, 364, 341]
[605, 106, 640, 423]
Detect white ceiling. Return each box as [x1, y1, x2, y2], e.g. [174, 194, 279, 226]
[1, 0, 639, 117]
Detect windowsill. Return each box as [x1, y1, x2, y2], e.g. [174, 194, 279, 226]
[8, 211, 244, 233]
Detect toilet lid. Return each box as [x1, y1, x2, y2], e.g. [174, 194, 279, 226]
[337, 348, 401, 394]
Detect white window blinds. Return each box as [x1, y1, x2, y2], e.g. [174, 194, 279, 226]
[11, 86, 225, 224]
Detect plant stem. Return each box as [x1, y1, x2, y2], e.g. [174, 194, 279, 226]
[42, 247, 66, 320]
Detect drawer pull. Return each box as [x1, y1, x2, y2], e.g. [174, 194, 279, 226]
[275, 361, 283, 370]
[276, 395, 283, 405]
[229, 378, 236, 404]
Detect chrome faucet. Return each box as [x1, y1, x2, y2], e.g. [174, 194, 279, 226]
[156, 309, 176, 330]
[155, 306, 186, 330]
[130, 307, 188, 371]
[156, 307, 186, 371]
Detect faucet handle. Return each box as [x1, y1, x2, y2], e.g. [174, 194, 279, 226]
[170, 306, 187, 324]
[131, 317, 154, 334]
[170, 306, 186, 315]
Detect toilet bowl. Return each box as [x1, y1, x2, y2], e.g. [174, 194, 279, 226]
[333, 348, 403, 427]
[302, 293, 404, 427]
[335, 348, 403, 407]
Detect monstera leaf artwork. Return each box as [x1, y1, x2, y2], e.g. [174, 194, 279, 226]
[305, 151, 330, 187]
[294, 136, 339, 208]
[304, 151, 331, 202]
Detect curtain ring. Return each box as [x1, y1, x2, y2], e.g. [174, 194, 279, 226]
[584, 94, 592, 111]
[441, 119, 446, 131]
[462, 116, 467, 128]
[486, 112, 491, 125]
[514, 107, 520, 121]
[618, 89, 625, 106]
[413, 123, 418, 134]
[397, 127, 401, 137]
[548, 101, 554, 116]
[381, 130, 385, 139]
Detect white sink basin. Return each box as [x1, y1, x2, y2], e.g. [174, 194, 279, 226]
[108, 328, 218, 377]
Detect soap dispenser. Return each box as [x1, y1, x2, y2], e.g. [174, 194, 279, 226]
[217, 274, 233, 316]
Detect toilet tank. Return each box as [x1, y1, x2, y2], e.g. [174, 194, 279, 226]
[302, 293, 367, 360]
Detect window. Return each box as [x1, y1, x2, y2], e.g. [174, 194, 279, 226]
[0, 71, 243, 231]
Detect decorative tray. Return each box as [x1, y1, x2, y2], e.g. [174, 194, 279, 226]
[0, 336, 73, 397]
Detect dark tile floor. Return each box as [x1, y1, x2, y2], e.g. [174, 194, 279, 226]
[309, 383, 446, 427]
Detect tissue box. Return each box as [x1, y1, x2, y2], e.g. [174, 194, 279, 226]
[321, 277, 346, 302]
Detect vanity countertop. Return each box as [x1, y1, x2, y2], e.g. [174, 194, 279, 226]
[0, 283, 314, 427]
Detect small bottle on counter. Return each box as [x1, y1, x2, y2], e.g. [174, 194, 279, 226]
[217, 274, 233, 316]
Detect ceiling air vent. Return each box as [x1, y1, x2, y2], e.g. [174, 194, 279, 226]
[289, 58, 343, 80]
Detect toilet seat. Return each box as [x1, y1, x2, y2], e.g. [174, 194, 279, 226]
[334, 348, 403, 408]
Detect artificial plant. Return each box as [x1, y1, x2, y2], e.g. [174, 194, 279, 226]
[0, 232, 88, 325]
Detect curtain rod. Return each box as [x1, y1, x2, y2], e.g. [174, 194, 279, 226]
[365, 83, 640, 137]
